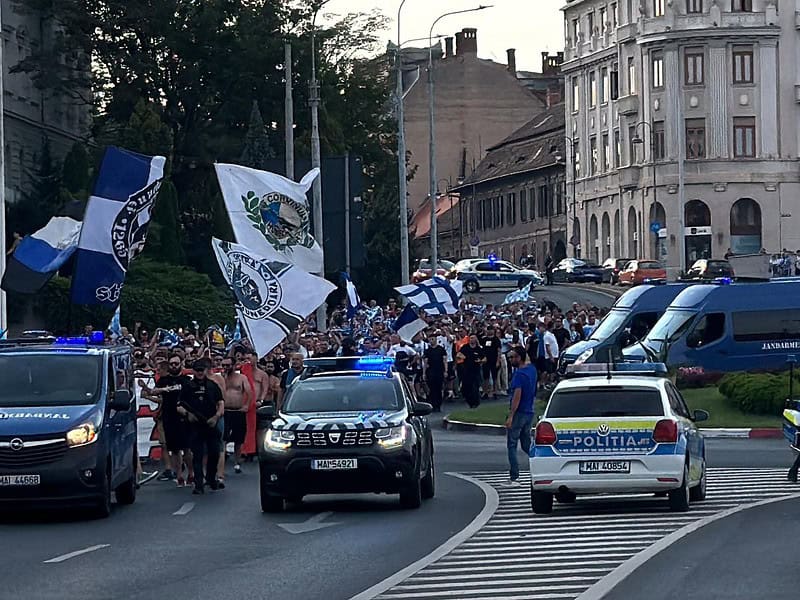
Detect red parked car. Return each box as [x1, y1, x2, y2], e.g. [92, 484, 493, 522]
[411, 259, 456, 283]
[618, 260, 667, 285]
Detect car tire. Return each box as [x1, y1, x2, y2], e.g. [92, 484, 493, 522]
[531, 489, 554, 514]
[114, 450, 138, 506]
[421, 455, 435, 500]
[668, 463, 691, 512]
[464, 280, 479, 294]
[689, 462, 707, 502]
[93, 460, 113, 519]
[400, 463, 423, 509]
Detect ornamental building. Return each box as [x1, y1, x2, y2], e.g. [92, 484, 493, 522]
[561, 0, 799, 275]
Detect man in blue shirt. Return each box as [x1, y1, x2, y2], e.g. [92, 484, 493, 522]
[505, 346, 538, 484]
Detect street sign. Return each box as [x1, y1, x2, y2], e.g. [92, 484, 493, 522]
[469, 235, 480, 246]
[650, 221, 661, 233]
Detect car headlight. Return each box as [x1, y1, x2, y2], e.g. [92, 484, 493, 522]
[375, 426, 408, 449]
[574, 348, 594, 365]
[265, 429, 294, 452]
[66, 423, 98, 447]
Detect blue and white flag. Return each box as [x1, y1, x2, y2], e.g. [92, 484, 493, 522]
[71, 147, 166, 306]
[1, 217, 82, 294]
[109, 306, 122, 339]
[215, 164, 323, 273]
[212, 238, 335, 358]
[342, 272, 360, 320]
[394, 276, 463, 316]
[392, 305, 427, 343]
[503, 282, 531, 305]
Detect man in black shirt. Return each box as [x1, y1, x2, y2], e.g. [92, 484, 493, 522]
[155, 355, 193, 486]
[457, 335, 485, 408]
[178, 358, 225, 494]
[552, 319, 571, 352]
[423, 335, 447, 412]
[482, 327, 502, 399]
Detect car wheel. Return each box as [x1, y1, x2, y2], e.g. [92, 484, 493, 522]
[421, 455, 435, 500]
[689, 461, 707, 502]
[531, 488, 554, 514]
[93, 460, 113, 519]
[114, 450, 138, 506]
[668, 463, 691, 512]
[464, 280, 479, 294]
[400, 463, 423, 509]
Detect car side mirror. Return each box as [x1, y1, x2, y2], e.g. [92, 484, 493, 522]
[110, 389, 132, 411]
[413, 402, 433, 417]
[256, 404, 276, 429]
[692, 409, 709, 423]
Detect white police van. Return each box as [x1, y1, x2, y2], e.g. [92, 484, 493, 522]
[529, 363, 708, 514]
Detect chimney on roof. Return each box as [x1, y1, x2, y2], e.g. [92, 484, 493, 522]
[506, 48, 517, 77]
[546, 87, 563, 108]
[444, 36, 454, 58]
[541, 51, 564, 76]
[455, 28, 477, 55]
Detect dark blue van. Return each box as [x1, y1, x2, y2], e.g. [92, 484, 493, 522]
[622, 280, 800, 372]
[0, 335, 137, 517]
[560, 283, 691, 368]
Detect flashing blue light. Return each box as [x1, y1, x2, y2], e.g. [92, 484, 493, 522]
[487, 253, 498, 265]
[356, 356, 394, 378]
[713, 277, 732, 285]
[54, 332, 105, 346]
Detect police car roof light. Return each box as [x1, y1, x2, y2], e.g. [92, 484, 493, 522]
[713, 277, 732, 285]
[54, 331, 105, 346]
[565, 362, 668, 378]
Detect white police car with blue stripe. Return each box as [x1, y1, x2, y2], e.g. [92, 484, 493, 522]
[529, 363, 708, 514]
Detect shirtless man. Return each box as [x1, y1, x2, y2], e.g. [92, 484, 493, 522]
[247, 350, 270, 406]
[215, 357, 253, 479]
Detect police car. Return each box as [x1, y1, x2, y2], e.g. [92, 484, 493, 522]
[0, 333, 138, 518]
[457, 259, 543, 293]
[530, 363, 708, 514]
[257, 356, 435, 512]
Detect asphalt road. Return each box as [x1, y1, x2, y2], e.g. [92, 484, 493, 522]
[604, 495, 800, 600]
[475, 282, 619, 311]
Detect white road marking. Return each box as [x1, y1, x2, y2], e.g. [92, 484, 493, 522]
[172, 502, 195, 516]
[44, 544, 110, 564]
[277, 511, 340, 534]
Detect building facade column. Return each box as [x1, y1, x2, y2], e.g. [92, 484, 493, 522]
[708, 43, 729, 159]
[759, 40, 779, 157]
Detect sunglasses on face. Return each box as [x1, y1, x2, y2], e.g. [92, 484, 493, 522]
[169, 361, 181, 367]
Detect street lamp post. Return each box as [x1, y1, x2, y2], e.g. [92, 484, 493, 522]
[632, 121, 656, 260]
[552, 137, 578, 258]
[427, 5, 491, 274]
[396, 0, 410, 286]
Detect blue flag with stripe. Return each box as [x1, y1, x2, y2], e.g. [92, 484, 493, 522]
[70, 147, 166, 306]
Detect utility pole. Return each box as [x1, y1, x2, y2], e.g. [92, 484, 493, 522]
[396, 0, 410, 285]
[284, 41, 294, 179]
[344, 152, 350, 274]
[0, 0, 7, 335]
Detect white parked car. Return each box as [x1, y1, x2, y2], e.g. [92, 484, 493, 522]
[456, 260, 543, 293]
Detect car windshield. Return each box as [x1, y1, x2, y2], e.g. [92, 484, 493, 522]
[581, 261, 600, 268]
[0, 354, 103, 407]
[589, 309, 630, 341]
[547, 387, 664, 418]
[646, 310, 696, 343]
[639, 261, 661, 269]
[282, 376, 402, 413]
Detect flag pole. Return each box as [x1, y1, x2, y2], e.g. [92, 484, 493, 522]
[0, 0, 7, 334]
[284, 41, 294, 179]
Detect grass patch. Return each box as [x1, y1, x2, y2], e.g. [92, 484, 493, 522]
[447, 387, 783, 429]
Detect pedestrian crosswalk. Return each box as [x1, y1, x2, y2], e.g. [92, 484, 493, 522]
[376, 468, 799, 599]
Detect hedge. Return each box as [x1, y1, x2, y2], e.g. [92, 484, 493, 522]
[717, 371, 798, 415]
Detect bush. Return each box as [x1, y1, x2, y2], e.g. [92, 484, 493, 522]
[718, 371, 796, 415]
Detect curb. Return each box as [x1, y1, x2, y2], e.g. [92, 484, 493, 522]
[443, 416, 783, 439]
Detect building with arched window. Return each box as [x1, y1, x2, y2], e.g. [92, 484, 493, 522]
[561, 0, 800, 276]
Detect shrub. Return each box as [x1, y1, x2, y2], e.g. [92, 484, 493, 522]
[718, 371, 795, 415]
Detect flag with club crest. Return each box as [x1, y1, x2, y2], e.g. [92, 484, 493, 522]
[70, 147, 166, 306]
[394, 276, 463, 316]
[215, 163, 323, 273]
[212, 238, 335, 358]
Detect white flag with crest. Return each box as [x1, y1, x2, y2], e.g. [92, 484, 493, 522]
[215, 163, 323, 273]
[212, 238, 335, 358]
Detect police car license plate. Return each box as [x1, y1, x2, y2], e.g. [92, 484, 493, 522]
[579, 461, 630, 474]
[0, 474, 40, 486]
[311, 459, 357, 471]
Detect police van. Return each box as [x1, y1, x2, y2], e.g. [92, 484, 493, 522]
[0, 333, 138, 518]
[530, 363, 708, 514]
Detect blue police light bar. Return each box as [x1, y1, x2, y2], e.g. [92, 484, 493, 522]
[54, 331, 105, 346]
[565, 362, 668, 378]
[713, 277, 732, 285]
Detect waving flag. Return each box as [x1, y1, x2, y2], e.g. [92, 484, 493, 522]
[70, 147, 165, 306]
[503, 282, 531, 305]
[394, 276, 463, 316]
[215, 164, 323, 273]
[392, 305, 427, 343]
[1, 217, 81, 294]
[108, 306, 122, 339]
[342, 272, 360, 320]
[212, 238, 335, 358]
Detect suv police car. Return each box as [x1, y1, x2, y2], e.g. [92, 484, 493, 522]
[530, 363, 708, 514]
[257, 357, 435, 512]
[0, 334, 138, 518]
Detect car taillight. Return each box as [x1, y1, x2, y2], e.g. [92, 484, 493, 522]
[653, 419, 678, 443]
[535, 421, 557, 445]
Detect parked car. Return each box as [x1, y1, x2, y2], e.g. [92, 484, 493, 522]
[449, 258, 483, 278]
[411, 259, 455, 283]
[457, 260, 543, 293]
[552, 258, 605, 283]
[602, 257, 634, 285]
[618, 260, 667, 286]
[682, 259, 734, 281]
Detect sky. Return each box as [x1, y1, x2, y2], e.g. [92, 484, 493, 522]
[321, 0, 565, 72]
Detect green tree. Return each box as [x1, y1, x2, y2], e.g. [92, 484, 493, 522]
[240, 100, 275, 169]
[61, 141, 91, 197]
[7, 137, 62, 236]
[144, 180, 184, 265]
